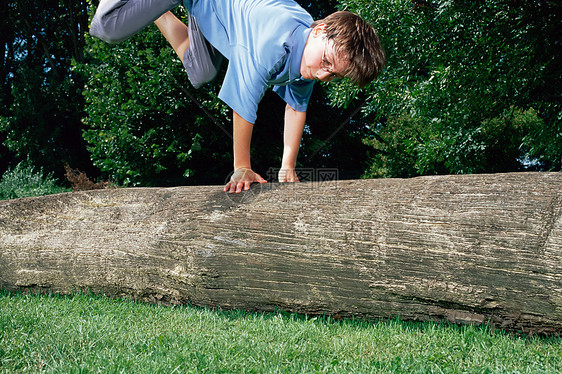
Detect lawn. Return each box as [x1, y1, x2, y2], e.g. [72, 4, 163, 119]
[0, 291, 560, 373]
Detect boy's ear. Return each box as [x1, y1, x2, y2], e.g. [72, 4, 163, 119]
[312, 23, 326, 37]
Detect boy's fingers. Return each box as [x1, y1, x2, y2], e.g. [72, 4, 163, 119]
[236, 182, 243, 193]
[224, 170, 267, 193]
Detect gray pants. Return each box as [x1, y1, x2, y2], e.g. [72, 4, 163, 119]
[90, 0, 222, 88]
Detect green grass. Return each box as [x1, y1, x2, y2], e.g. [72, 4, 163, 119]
[0, 291, 560, 373]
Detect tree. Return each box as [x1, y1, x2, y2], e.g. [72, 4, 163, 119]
[0, 0, 94, 179]
[332, 0, 561, 178]
[2, 172, 561, 335]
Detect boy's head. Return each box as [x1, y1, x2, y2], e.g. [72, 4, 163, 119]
[310, 11, 386, 88]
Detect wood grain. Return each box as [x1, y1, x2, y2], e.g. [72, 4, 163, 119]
[1, 172, 561, 334]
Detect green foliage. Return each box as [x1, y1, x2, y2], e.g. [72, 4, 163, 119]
[78, 0, 370, 186]
[0, 0, 93, 178]
[6, 0, 558, 183]
[364, 106, 545, 177]
[0, 160, 70, 200]
[334, 0, 561, 177]
[77, 6, 231, 186]
[1, 291, 560, 372]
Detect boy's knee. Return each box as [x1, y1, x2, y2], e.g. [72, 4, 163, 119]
[89, 0, 183, 44]
[183, 49, 223, 89]
[89, 17, 127, 44]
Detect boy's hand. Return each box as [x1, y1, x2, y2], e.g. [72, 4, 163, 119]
[224, 168, 267, 194]
[278, 168, 300, 183]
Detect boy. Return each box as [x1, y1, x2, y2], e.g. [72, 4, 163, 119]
[90, 0, 385, 193]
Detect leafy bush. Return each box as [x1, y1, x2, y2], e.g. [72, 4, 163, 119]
[0, 161, 69, 200]
[332, 0, 561, 177]
[363, 106, 545, 178]
[76, 7, 231, 187]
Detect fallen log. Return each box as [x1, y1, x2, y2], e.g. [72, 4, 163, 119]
[1, 172, 561, 334]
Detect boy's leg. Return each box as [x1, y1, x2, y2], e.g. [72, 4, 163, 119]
[90, 0, 181, 43]
[155, 13, 223, 89]
[154, 11, 190, 60]
[184, 15, 223, 88]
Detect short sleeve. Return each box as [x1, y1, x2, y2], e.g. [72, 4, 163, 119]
[218, 46, 269, 124]
[273, 80, 315, 112]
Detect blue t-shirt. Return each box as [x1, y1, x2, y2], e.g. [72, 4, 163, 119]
[184, 0, 315, 124]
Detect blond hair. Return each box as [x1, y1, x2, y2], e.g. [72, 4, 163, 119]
[311, 11, 386, 88]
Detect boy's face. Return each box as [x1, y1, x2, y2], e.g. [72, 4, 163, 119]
[300, 24, 349, 82]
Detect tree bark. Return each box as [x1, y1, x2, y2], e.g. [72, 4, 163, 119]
[1, 172, 561, 335]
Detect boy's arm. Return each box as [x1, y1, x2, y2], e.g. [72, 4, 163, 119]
[279, 104, 306, 182]
[224, 111, 267, 193]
